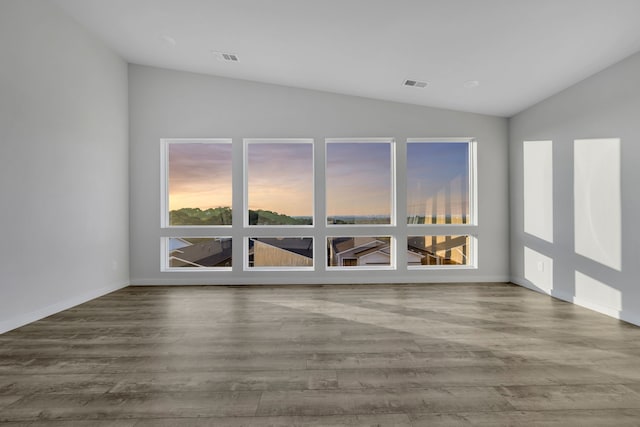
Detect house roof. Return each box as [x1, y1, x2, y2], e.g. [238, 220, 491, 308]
[253, 238, 313, 259]
[333, 237, 381, 254]
[353, 244, 390, 259]
[170, 239, 232, 267]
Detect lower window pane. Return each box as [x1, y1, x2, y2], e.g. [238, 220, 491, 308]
[408, 235, 470, 266]
[248, 238, 313, 268]
[168, 237, 232, 268]
[327, 237, 392, 268]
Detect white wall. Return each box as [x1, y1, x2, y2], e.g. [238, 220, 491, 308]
[129, 65, 509, 285]
[510, 51, 640, 326]
[0, 0, 129, 333]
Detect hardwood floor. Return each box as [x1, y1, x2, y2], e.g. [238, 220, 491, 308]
[2, 283, 640, 426]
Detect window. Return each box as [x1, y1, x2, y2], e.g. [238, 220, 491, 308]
[247, 237, 314, 270]
[163, 237, 232, 270]
[407, 235, 473, 267]
[245, 139, 314, 226]
[327, 236, 394, 269]
[326, 139, 394, 225]
[162, 139, 233, 227]
[160, 136, 477, 274]
[405, 139, 477, 269]
[407, 140, 472, 225]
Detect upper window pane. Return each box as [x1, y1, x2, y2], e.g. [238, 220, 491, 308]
[326, 140, 393, 225]
[246, 140, 314, 226]
[167, 140, 232, 226]
[407, 142, 469, 224]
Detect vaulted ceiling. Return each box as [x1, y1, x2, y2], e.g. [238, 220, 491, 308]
[53, 0, 640, 117]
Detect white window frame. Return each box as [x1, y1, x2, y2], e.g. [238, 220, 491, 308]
[405, 138, 478, 269]
[159, 136, 479, 274]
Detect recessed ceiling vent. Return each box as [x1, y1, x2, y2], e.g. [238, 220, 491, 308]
[403, 79, 428, 88]
[213, 51, 239, 62]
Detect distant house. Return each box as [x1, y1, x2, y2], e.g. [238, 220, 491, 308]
[250, 238, 313, 267]
[169, 238, 232, 268]
[329, 237, 423, 267]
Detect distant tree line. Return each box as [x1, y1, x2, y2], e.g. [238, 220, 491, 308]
[170, 207, 312, 226]
[170, 207, 232, 225]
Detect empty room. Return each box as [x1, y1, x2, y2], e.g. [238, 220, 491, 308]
[2, 0, 640, 425]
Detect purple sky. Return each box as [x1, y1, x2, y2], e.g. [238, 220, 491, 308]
[407, 142, 469, 218]
[326, 142, 391, 217]
[168, 143, 232, 210]
[168, 141, 469, 218]
[247, 143, 313, 216]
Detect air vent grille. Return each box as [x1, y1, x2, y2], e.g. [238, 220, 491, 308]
[213, 51, 239, 62]
[403, 79, 428, 88]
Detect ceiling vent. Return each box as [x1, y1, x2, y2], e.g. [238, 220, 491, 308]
[403, 79, 428, 88]
[213, 51, 239, 62]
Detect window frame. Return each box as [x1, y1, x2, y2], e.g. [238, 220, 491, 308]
[159, 136, 479, 274]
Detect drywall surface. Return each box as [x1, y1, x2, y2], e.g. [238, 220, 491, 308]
[510, 51, 640, 325]
[0, 1, 129, 333]
[129, 65, 509, 285]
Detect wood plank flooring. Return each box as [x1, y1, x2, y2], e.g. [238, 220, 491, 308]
[2, 283, 640, 426]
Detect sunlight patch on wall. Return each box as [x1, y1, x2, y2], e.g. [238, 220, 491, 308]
[574, 270, 622, 316]
[524, 247, 553, 293]
[574, 138, 621, 271]
[523, 140, 553, 242]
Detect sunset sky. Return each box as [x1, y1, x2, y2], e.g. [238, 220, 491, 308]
[407, 142, 469, 218]
[168, 143, 232, 211]
[326, 142, 391, 217]
[247, 142, 313, 216]
[168, 141, 469, 218]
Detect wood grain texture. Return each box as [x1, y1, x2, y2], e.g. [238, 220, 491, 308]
[1, 283, 640, 425]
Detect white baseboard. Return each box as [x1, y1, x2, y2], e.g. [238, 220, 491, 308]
[619, 310, 640, 327]
[512, 278, 555, 296]
[0, 282, 129, 334]
[511, 277, 640, 327]
[130, 275, 511, 286]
